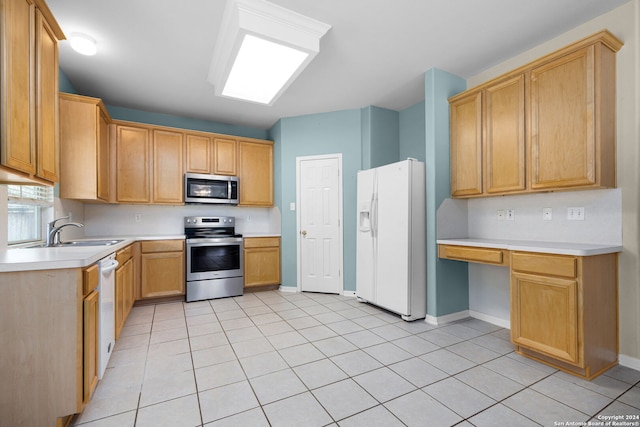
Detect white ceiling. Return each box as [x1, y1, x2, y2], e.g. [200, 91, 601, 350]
[48, 0, 629, 130]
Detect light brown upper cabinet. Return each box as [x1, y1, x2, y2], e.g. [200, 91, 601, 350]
[114, 122, 185, 204]
[152, 129, 184, 204]
[450, 92, 482, 197]
[213, 137, 237, 176]
[59, 93, 112, 202]
[449, 30, 622, 198]
[484, 75, 526, 194]
[185, 133, 211, 174]
[114, 124, 151, 203]
[530, 43, 617, 190]
[0, 0, 64, 185]
[113, 120, 273, 206]
[238, 139, 274, 207]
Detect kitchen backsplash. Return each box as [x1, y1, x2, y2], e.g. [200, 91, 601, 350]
[79, 203, 281, 237]
[438, 188, 622, 245]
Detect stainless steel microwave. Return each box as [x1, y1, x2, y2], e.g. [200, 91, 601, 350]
[184, 173, 239, 205]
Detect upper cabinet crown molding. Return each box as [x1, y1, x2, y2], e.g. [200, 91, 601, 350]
[449, 30, 623, 199]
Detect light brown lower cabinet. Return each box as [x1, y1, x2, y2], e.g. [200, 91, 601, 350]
[244, 237, 281, 288]
[438, 244, 618, 379]
[140, 239, 185, 298]
[82, 264, 99, 405]
[115, 244, 135, 339]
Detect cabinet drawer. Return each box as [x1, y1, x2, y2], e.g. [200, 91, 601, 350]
[83, 264, 99, 296]
[243, 237, 280, 248]
[438, 245, 505, 265]
[116, 244, 133, 264]
[511, 252, 577, 278]
[141, 239, 184, 253]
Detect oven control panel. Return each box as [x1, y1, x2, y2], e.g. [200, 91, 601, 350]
[184, 216, 235, 227]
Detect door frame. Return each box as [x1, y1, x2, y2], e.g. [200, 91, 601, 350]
[295, 153, 344, 294]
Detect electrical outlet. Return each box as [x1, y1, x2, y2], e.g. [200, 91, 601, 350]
[497, 209, 505, 220]
[567, 207, 585, 221]
[134, 213, 142, 223]
[246, 215, 252, 222]
[543, 207, 552, 221]
[506, 209, 515, 221]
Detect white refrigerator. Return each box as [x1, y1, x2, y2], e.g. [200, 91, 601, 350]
[356, 158, 426, 321]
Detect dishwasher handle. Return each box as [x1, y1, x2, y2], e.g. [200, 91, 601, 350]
[100, 259, 119, 274]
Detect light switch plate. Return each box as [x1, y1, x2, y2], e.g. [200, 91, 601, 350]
[506, 209, 515, 221]
[567, 207, 585, 221]
[543, 208, 552, 221]
[497, 209, 505, 220]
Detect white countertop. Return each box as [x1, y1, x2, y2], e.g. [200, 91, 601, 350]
[0, 235, 185, 273]
[243, 233, 281, 238]
[436, 238, 622, 256]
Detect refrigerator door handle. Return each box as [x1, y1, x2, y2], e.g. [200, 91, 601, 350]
[371, 194, 378, 238]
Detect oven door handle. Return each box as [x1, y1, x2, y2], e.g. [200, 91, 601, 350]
[186, 237, 243, 245]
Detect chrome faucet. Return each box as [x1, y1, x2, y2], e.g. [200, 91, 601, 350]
[46, 216, 84, 247]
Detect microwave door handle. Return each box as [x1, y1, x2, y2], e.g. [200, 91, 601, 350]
[228, 181, 232, 199]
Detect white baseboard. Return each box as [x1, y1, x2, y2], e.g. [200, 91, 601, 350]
[469, 310, 511, 329]
[342, 290, 356, 297]
[278, 285, 297, 293]
[619, 354, 640, 371]
[425, 310, 470, 326]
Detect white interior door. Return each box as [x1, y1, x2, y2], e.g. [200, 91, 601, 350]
[297, 155, 343, 294]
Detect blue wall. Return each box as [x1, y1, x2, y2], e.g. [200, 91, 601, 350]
[399, 101, 426, 162]
[106, 105, 268, 140]
[273, 109, 363, 291]
[424, 68, 469, 317]
[60, 67, 266, 140]
[361, 106, 399, 169]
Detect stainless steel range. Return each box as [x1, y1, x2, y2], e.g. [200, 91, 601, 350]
[185, 216, 243, 302]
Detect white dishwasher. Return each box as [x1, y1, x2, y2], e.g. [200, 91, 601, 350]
[98, 253, 119, 379]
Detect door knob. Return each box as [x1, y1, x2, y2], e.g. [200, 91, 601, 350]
[300, 230, 307, 236]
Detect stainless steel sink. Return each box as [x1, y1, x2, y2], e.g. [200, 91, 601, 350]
[27, 239, 124, 248]
[59, 239, 124, 247]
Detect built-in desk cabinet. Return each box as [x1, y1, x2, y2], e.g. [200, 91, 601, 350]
[438, 243, 618, 379]
[0, 0, 64, 185]
[449, 30, 622, 198]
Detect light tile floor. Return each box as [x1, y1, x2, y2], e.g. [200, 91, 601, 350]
[72, 290, 640, 427]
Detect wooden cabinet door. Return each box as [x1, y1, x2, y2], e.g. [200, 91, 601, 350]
[244, 238, 281, 287]
[450, 92, 482, 197]
[97, 109, 110, 201]
[82, 289, 99, 404]
[116, 125, 150, 203]
[35, 8, 59, 183]
[213, 137, 237, 176]
[115, 264, 125, 339]
[185, 133, 211, 174]
[530, 46, 596, 190]
[484, 75, 525, 194]
[238, 140, 274, 206]
[511, 271, 580, 365]
[59, 94, 111, 201]
[152, 129, 184, 204]
[1, 0, 36, 176]
[141, 251, 185, 298]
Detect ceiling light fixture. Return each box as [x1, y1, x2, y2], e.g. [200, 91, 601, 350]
[208, 0, 331, 105]
[69, 33, 97, 56]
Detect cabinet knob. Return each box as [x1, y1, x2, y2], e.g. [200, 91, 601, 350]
[300, 230, 307, 236]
